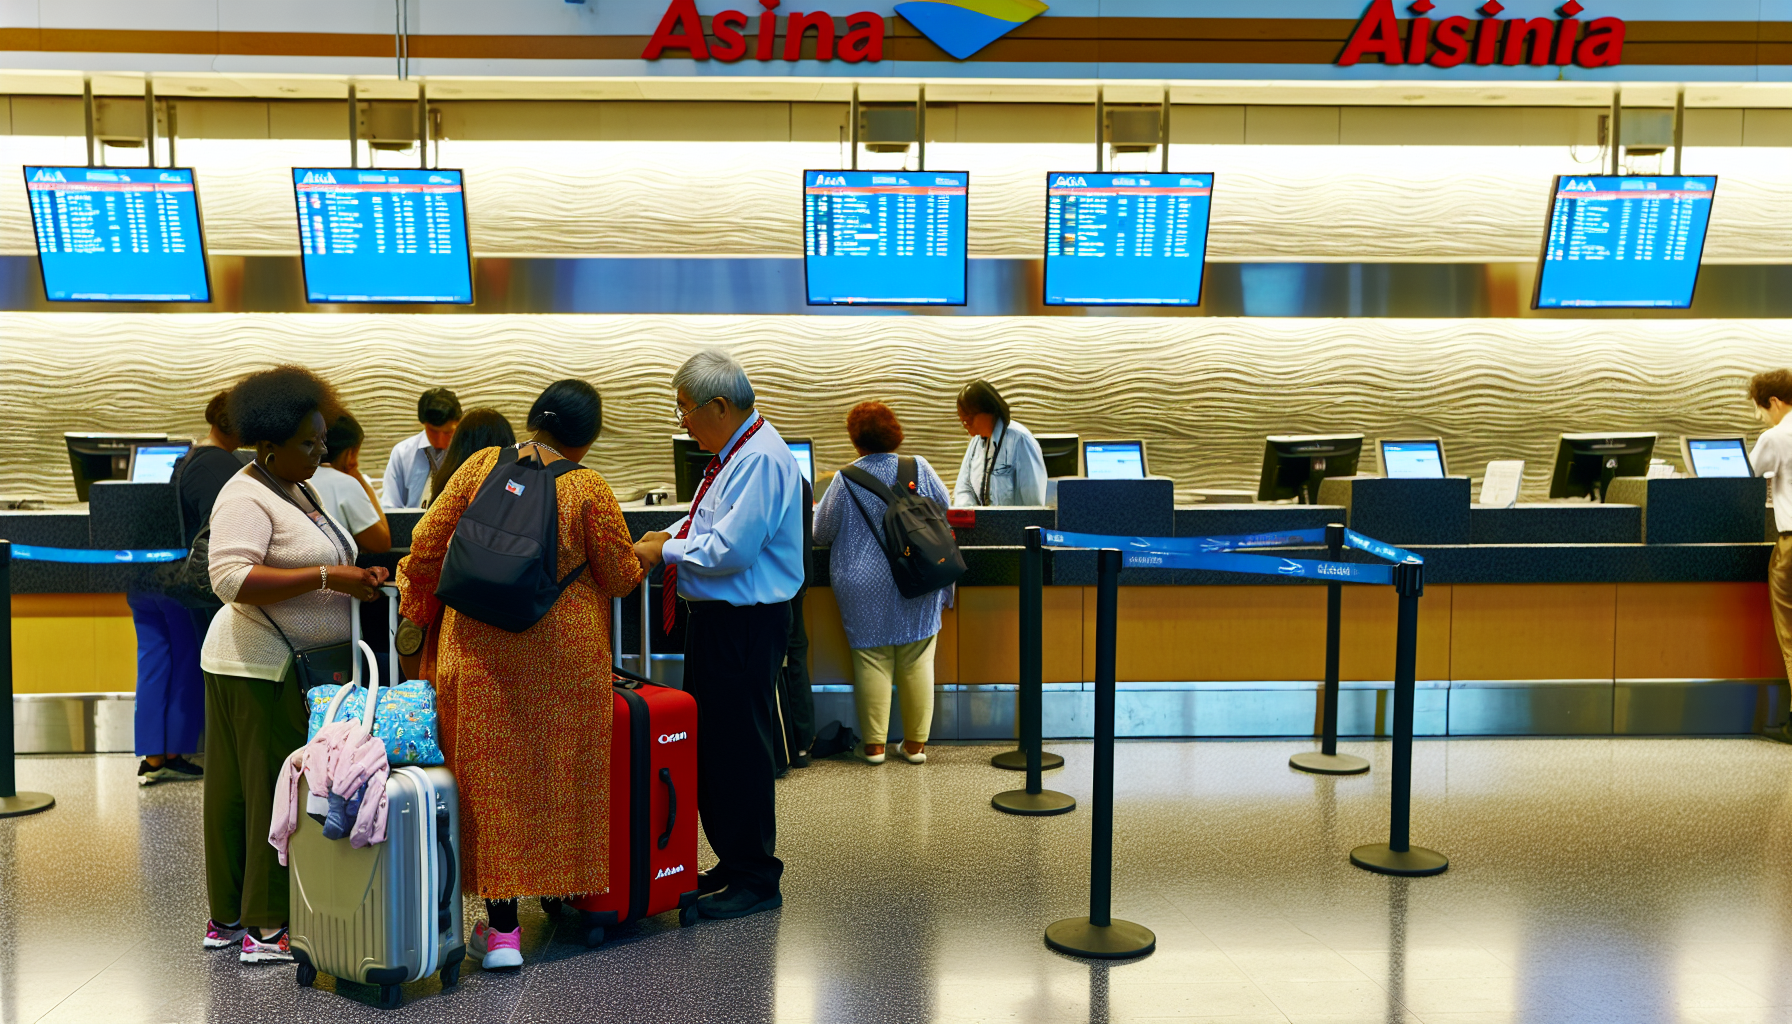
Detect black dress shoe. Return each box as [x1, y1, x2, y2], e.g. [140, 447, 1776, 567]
[790, 750, 811, 768]
[697, 869, 729, 895]
[697, 886, 782, 920]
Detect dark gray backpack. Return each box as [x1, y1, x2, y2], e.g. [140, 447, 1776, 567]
[436, 448, 588, 633]
[838, 456, 966, 600]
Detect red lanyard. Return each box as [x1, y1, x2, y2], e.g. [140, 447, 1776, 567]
[663, 415, 767, 632]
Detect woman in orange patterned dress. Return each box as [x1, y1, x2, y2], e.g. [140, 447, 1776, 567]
[397, 379, 643, 971]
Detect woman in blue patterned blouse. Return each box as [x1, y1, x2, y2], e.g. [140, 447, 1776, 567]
[813, 402, 953, 765]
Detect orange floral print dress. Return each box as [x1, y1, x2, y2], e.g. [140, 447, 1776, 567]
[397, 447, 644, 900]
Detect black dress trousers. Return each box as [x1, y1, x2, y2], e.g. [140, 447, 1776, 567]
[682, 598, 793, 896]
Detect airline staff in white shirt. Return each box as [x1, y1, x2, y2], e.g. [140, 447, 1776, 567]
[952, 379, 1047, 507]
[380, 388, 461, 509]
[633, 350, 802, 922]
[313, 414, 390, 553]
[1750, 370, 1792, 696]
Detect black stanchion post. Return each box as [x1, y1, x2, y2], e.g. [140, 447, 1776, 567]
[993, 527, 1065, 775]
[0, 541, 55, 818]
[1291, 523, 1369, 776]
[1349, 560, 1445, 877]
[1045, 548, 1154, 959]
[994, 528, 1074, 815]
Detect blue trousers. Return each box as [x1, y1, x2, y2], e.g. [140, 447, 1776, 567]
[128, 591, 206, 756]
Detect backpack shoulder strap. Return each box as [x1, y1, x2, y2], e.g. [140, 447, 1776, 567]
[896, 456, 918, 496]
[839, 464, 897, 504]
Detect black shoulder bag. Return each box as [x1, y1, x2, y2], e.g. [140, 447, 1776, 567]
[247, 462, 360, 691]
[154, 452, 222, 609]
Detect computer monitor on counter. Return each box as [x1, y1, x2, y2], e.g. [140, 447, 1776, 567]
[1378, 439, 1448, 479]
[128, 442, 192, 484]
[1034, 434, 1080, 478]
[65, 432, 170, 502]
[1083, 440, 1147, 480]
[786, 439, 815, 487]
[1548, 432, 1656, 502]
[672, 435, 713, 503]
[1257, 434, 1363, 505]
[1681, 437, 1752, 478]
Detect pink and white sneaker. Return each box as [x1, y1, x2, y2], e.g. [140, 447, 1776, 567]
[204, 920, 246, 950]
[469, 920, 523, 970]
[240, 928, 294, 964]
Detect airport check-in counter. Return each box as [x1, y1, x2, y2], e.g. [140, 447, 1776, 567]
[4, 474, 1783, 750]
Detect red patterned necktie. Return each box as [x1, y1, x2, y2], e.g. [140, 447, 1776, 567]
[661, 416, 766, 634]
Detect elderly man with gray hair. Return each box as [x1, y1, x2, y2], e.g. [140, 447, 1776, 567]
[634, 348, 805, 920]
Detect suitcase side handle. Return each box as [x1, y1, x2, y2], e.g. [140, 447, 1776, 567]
[657, 766, 676, 851]
[436, 800, 456, 933]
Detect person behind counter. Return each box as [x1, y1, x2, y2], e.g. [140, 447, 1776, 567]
[421, 408, 516, 508]
[398, 379, 643, 971]
[632, 349, 803, 921]
[311, 414, 390, 554]
[200, 365, 388, 964]
[381, 386, 461, 509]
[814, 401, 951, 765]
[132, 390, 245, 787]
[952, 379, 1046, 507]
[1751, 370, 1792, 710]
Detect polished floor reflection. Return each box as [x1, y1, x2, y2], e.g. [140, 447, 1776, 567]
[7, 738, 1792, 1023]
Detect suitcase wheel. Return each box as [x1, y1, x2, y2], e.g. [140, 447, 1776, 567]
[679, 901, 699, 927]
[441, 961, 462, 988]
[295, 962, 317, 988]
[579, 923, 606, 948]
[378, 984, 403, 1010]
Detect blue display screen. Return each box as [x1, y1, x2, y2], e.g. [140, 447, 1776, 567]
[1381, 440, 1445, 479]
[293, 168, 473, 304]
[25, 166, 210, 302]
[1535, 175, 1716, 309]
[804, 170, 967, 305]
[1044, 172, 1213, 306]
[1686, 438, 1751, 478]
[1084, 442, 1146, 479]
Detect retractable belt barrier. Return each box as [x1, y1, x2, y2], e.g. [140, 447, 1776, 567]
[10, 544, 187, 564]
[0, 540, 56, 818]
[1041, 528, 1422, 584]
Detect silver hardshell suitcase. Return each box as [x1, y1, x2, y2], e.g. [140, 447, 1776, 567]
[288, 607, 466, 1010]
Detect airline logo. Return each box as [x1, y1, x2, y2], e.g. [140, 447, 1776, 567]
[814, 174, 848, 186]
[1563, 179, 1598, 191]
[30, 168, 66, 183]
[654, 864, 686, 880]
[657, 731, 688, 744]
[1052, 175, 1088, 188]
[299, 170, 338, 185]
[894, 0, 1049, 61]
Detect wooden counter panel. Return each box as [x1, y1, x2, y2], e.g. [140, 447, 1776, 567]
[1450, 583, 1616, 681]
[9, 593, 136, 694]
[1613, 582, 1784, 681]
[1338, 585, 1453, 681]
[955, 586, 1085, 684]
[1097, 585, 1327, 682]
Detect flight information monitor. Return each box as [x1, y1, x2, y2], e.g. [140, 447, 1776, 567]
[25, 166, 211, 302]
[1533, 175, 1717, 309]
[1044, 172, 1214, 306]
[1380, 439, 1447, 479]
[1682, 437, 1752, 478]
[293, 168, 473, 304]
[803, 170, 967, 305]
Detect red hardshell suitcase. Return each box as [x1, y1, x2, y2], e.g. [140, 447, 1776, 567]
[563, 661, 702, 945]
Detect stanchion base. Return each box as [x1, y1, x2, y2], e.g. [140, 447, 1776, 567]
[0, 793, 55, 819]
[1044, 917, 1156, 959]
[992, 788, 1076, 816]
[1349, 843, 1448, 877]
[1289, 752, 1370, 776]
[991, 749, 1065, 772]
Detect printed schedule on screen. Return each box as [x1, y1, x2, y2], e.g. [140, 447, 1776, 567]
[25, 166, 210, 302]
[803, 170, 967, 305]
[1044, 172, 1213, 306]
[1534, 175, 1716, 309]
[293, 168, 473, 304]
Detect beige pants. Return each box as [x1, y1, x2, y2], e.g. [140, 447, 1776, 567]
[1772, 535, 1792, 682]
[850, 634, 939, 746]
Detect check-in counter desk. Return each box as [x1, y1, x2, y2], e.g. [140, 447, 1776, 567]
[5, 475, 1783, 750]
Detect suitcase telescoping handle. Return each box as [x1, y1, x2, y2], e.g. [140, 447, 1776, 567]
[657, 767, 677, 850]
[320, 596, 381, 729]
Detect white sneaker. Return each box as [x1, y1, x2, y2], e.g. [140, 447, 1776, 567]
[856, 744, 886, 765]
[204, 919, 246, 950]
[469, 920, 523, 970]
[240, 928, 294, 964]
[900, 744, 926, 764]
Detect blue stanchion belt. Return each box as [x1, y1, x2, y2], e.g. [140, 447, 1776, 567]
[10, 544, 187, 564]
[1042, 527, 1421, 586]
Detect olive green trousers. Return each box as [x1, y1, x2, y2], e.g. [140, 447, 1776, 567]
[203, 665, 307, 930]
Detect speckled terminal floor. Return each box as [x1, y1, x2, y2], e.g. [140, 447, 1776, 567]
[7, 738, 1792, 1023]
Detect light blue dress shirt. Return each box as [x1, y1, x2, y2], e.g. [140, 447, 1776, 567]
[952, 418, 1047, 507]
[380, 430, 444, 509]
[661, 414, 805, 607]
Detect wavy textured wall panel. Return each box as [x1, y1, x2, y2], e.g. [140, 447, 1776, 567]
[0, 313, 1777, 507]
[6, 140, 1788, 261]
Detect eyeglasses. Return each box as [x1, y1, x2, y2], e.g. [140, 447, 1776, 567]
[674, 397, 719, 426]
